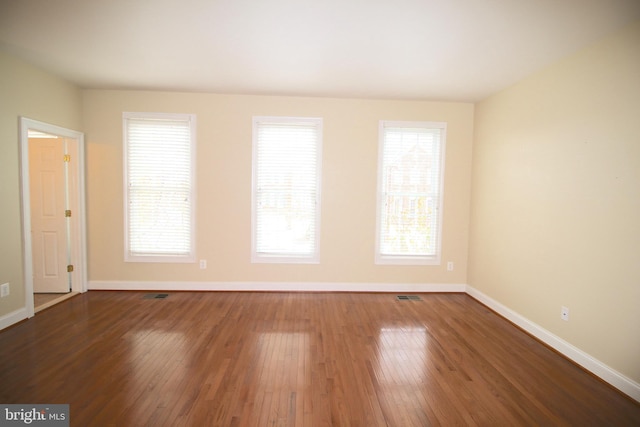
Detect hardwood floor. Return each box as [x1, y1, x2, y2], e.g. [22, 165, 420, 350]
[0, 291, 638, 426]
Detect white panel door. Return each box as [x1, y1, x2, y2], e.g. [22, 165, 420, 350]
[29, 138, 69, 293]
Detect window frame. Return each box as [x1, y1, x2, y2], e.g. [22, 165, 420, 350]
[375, 120, 446, 265]
[123, 112, 197, 263]
[251, 116, 323, 264]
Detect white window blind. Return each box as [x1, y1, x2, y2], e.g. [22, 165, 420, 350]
[376, 121, 446, 264]
[252, 117, 322, 263]
[123, 113, 196, 262]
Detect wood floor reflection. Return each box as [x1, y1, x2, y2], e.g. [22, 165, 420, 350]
[1, 291, 638, 426]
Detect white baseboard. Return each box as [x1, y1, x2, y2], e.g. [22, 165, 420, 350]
[0, 307, 28, 331]
[88, 280, 467, 293]
[466, 285, 640, 402]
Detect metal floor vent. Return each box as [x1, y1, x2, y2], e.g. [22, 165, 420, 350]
[396, 295, 421, 301]
[143, 293, 169, 299]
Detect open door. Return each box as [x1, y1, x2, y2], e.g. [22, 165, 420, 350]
[19, 117, 87, 317]
[29, 135, 71, 293]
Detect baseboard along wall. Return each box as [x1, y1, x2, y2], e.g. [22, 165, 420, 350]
[0, 308, 28, 331]
[87, 280, 467, 293]
[465, 285, 640, 403]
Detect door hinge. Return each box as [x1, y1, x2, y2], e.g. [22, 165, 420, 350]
[65, 210, 72, 217]
[67, 265, 74, 273]
[63, 154, 71, 162]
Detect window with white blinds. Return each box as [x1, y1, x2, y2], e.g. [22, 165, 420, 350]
[376, 121, 446, 265]
[123, 112, 196, 262]
[252, 117, 322, 263]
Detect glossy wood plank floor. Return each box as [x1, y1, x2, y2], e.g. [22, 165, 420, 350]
[1, 292, 638, 426]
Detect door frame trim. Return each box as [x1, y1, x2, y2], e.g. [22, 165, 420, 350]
[19, 117, 88, 318]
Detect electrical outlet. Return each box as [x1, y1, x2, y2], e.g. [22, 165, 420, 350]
[0, 283, 9, 298]
[561, 306, 569, 321]
[199, 260, 207, 269]
[447, 262, 454, 271]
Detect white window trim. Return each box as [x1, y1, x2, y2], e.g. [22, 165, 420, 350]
[251, 116, 323, 264]
[375, 120, 446, 265]
[123, 112, 197, 263]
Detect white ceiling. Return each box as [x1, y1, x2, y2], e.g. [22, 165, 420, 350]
[1, 0, 639, 102]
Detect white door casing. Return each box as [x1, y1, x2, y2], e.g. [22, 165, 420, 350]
[19, 117, 88, 318]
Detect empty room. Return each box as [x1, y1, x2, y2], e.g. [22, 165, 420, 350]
[1, 0, 639, 425]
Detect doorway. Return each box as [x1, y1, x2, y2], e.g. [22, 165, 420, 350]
[19, 118, 87, 317]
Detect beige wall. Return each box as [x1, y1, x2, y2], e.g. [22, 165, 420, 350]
[83, 91, 474, 285]
[0, 51, 82, 319]
[468, 21, 640, 382]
